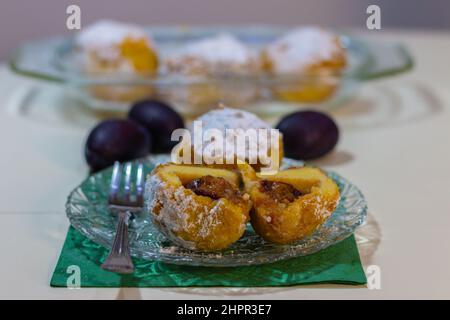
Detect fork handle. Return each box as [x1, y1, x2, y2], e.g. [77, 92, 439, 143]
[101, 210, 135, 274]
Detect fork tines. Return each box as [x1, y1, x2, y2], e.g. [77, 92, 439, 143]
[108, 161, 145, 207]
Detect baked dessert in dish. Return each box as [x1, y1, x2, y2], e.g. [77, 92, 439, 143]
[239, 163, 340, 244]
[145, 163, 252, 251]
[70, 23, 349, 109]
[173, 106, 283, 172]
[263, 26, 347, 103]
[75, 20, 159, 102]
[162, 33, 262, 111]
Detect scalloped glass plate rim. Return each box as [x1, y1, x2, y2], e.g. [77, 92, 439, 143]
[66, 155, 368, 267]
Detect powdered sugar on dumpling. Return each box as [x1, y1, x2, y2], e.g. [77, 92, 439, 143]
[189, 107, 271, 132]
[75, 20, 155, 62]
[266, 26, 345, 74]
[165, 34, 260, 75]
[189, 107, 274, 163]
[76, 20, 151, 49]
[177, 33, 255, 64]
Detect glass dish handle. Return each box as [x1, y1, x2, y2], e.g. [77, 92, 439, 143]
[357, 40, 413, 81]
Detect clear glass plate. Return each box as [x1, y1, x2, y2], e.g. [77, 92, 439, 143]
[10, 26, 412, 117]
[66, 155, 368, 267]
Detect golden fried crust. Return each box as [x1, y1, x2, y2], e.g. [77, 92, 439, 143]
[240, 164, 340, 244]
[145, 163, 252, 251]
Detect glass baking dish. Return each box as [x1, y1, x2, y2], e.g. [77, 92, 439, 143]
[9, 26, 413, 117]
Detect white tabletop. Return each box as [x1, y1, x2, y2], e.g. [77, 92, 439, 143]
[1, 30, 450, 299]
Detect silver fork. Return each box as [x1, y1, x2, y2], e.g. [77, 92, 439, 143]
[100, 161, 145, 274]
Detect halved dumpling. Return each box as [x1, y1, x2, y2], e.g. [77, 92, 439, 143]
[145, 163, 252, 251]
[239, 163, 340, 244]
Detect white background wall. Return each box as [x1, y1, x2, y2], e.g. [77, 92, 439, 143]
[0, 0, 449, 60]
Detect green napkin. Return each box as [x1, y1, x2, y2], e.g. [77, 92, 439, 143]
[50, 227, 366, 287]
